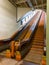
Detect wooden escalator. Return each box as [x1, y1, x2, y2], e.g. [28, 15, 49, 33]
[23, 11, 45, 65]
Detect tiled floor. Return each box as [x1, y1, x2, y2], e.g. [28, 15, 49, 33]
[0, 57, 23, 65]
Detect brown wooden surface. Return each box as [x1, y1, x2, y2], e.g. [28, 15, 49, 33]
[22, 12, 40, 41]
[17, 12, 39, 41]
[24, 11, 45, 65]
